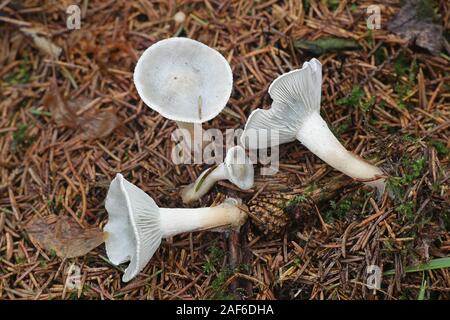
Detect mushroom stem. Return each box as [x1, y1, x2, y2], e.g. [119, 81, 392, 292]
[104, 173, 247, 282]
[181, 164, 227, 203]
[176, 121, 203, 155]
[160, 201, 246, 237]
[180, 146, 254, 203]
[296, 112, 385, 194]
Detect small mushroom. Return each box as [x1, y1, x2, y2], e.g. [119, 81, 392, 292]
[133, 37, 233, 153]
[181, 146, 254, 203]
[104, 173, 247, 282]
[241, 58, 386, 196]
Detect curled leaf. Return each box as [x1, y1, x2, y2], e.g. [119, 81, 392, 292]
[42, 79, 77, 127]
[42, 78, 119, 140]
[21, 28, 62, 59]
[79, 109, 119, 140]
[388, 0, 443, 55]
[294, 38, 360, 56]
[25, 215, 105, 258]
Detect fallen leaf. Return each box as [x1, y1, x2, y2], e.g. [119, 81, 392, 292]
[388, 0, 443, 55]
[67, 30, 135, 70]
[79, 109, 119, 140]
[25, 215, 105, 258]
[294, 38, 360, 56]
[21, 28, 62, 59]
[42, 79, 78, 128]
[42, 78, 119, 139]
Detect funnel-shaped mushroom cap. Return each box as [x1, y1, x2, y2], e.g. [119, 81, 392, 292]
[134, 37, 233, 123]
[224, 146, 254, 189]
[241, 58, 322, 148]
[104, 174, 162, 282]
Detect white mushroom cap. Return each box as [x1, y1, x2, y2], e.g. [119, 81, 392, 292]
[104, 174, 162, 282]
[223, 146, 254, 190]
[133, 37, 233, 123]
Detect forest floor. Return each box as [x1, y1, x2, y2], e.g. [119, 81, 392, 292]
[0, 0, 449, 299]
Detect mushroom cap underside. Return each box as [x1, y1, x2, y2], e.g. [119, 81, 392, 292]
[104, 174, 162, 282]
[224, 146, 254, 189]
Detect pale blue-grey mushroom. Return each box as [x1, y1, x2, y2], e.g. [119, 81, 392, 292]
[104, 174, 246, 282]
[241, 58, 386, 196]
[181, 146, 254, 203]
[134, 37, 233, 152]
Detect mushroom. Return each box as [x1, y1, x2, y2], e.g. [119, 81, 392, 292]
[241, 58, 386, 196]
[133, 37, 233, 153]
[104, 173, 247, 282]
[180, 146, 254, 203]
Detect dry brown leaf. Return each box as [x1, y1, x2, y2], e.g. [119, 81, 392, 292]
[25, 215, 105, 258]
[42, 79, 78, 127]
[42, 79, 119, 139]
[21, 28, 62, 59]
[388, 0, 443, 55]
[80, 109, 119, 140]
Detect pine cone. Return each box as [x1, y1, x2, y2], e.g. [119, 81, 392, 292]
[249, 194, 293, 235]
[248, 175, 349, 236]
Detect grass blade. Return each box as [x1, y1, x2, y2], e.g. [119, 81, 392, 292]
[384, 257, 450, 276]
[417, 273, 427, 300]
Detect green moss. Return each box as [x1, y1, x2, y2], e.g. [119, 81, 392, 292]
[360, 96, 375, 112]
[393, 54, 418, 111]
[337, 85, 374, 113]
[303, 182, 317, 196]
[337, 85, 364, 107]
[395, 201, 415, 221]
[324, 189, 373, 223]
[402, 134, 419, 144]
[287, 195, 307, 207]
[74, 194, 82, 204]
[39, 260, 48, 268]
[211, 266, 235, 299]
[15, 256, 27, 264]
[430, 140, 449, 157]
[203, 244, 224, 274]
[204, 244, 248, 299]
[303, 0, 310, 12]
[394, 52, 410, 77]
[12, 123, 31, 152]
[333, 117, 352, 137]
[387, 157, 426, 198]
[387, 156, 427, 223]
[402, 157, 426, 184]
[47, 195, 64, 214]
[4, 61, 31, 85]
[49, 249, 57, 258]
[325, 198, 353, 223]
[322, 0, 340, 11]
[374, 46, 387, 65]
